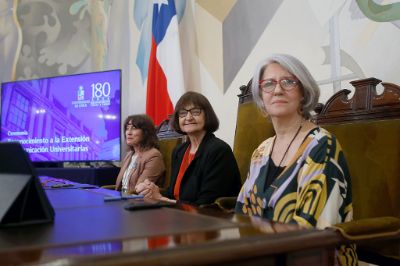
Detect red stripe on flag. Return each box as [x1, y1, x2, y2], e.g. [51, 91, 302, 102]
[146, 37, 174, 125]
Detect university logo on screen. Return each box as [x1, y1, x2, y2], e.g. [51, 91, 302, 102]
[72, 82, 112, 109]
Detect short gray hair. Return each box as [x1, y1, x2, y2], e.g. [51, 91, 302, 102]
[251, 54, 320, 119]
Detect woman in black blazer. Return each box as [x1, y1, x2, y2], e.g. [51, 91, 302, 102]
[136, 92, 241, 206]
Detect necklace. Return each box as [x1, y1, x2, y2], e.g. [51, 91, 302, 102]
[270, 123, 303, 168]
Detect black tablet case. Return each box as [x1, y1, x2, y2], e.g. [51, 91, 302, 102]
[0, 142, 55, 226]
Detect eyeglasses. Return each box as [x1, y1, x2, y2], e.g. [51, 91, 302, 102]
[178, 108, 202, 118]
[259, 78, 299, 93]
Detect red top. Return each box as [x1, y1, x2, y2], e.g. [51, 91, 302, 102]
[173, 146, 195, 200]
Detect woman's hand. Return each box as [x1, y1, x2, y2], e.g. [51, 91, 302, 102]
[135, 179, 162, 201]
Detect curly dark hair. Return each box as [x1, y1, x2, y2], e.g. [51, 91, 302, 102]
[123, 114, 159, 151]
[170, 91, 219, 135]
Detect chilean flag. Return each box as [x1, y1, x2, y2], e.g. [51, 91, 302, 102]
[146, 0, 185, 125]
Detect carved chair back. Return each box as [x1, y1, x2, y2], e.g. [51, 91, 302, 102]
[234, 77, 400, 220]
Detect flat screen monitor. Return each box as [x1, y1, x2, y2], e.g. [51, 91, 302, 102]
[0, 70, 121, 163]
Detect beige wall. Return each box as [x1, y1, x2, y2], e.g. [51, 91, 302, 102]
[129, 0, 400, 146]
[1, 0, 399, 149]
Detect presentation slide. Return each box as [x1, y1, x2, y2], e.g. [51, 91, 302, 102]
[1, 70, 121, 162]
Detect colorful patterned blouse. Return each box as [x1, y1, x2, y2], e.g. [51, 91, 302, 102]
[235, 127, 356, 265]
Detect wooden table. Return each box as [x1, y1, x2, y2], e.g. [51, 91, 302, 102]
[0, 182, 343, 265]
[36, 167, 120, 186]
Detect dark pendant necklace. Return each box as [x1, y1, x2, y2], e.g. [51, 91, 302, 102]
[265, 122, 304, 193]
[270, 123, 303, 169]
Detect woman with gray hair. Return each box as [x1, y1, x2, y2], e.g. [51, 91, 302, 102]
[235, 54, 356, 264]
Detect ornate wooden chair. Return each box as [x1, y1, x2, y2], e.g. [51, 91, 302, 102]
[219, 77, 400, 264]
[314, 78, 400, 264]
[214, 81, 275, 210]
[156, 118, 185, 190]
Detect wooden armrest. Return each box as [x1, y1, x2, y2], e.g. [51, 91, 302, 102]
[214, 197, 237, 213]
[101, 185, 116, 190]
[330, 216, 400, 241]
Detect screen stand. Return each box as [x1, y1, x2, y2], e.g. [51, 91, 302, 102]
[33, 162, 64, 168]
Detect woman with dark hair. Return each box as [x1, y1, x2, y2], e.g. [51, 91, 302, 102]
[136, 91, 241, 206]
[115, 114, 165, 195]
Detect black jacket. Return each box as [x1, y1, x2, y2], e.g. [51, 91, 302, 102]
[165, 133, 241, 205]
